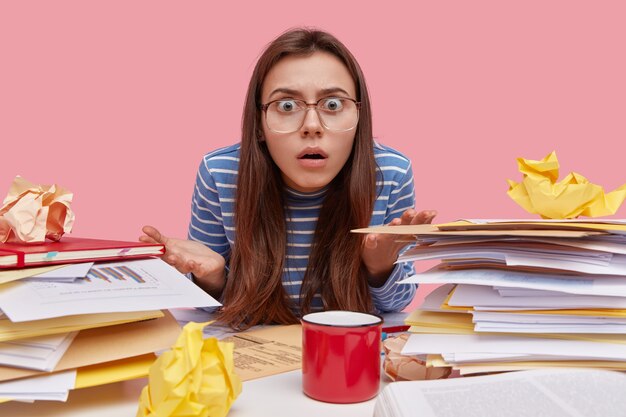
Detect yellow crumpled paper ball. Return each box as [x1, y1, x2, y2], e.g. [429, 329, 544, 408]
[507, 151, 626, 219]
[0, 175, 74, 243]
[137, 321, 242, 417]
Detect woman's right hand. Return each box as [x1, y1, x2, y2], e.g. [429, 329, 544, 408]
[139, 225, 226, 297]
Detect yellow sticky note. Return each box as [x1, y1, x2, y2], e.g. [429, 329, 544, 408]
[507, 151, 626, 219]
[137, 321, 242, 417]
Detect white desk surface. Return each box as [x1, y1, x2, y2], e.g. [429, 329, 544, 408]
[0, 370, 384, 416]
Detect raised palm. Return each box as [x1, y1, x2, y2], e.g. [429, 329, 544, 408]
[139, 225, 225, 280]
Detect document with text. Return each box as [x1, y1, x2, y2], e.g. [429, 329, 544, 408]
[0, 259, 220, 322]
[374, 368, 626, 417]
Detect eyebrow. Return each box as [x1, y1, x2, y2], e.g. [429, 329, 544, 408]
[267, 87, 353, 100]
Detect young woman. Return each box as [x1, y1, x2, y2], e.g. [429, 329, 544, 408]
[141, 28, 436, 329]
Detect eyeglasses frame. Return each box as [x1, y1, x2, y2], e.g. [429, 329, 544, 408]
[259, 97, 361, 134]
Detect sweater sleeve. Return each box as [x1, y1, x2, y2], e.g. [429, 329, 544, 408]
[187, 158, 231, 260]
[369, 162, 417, 313]
[187, 158, 231, 311]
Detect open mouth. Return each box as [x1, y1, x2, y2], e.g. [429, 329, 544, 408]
[299, 153, 325, 160]
[297, 148, 328, 160]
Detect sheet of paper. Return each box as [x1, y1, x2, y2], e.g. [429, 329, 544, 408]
[419, 284, 456, 312]
[398, 250, 613, 271]
[456, 360, 626, 375]
[352, 224, 601, 237]
[474, 322, 626, 334]
[428, 235, 626, 254]
[443, 352, 543, 363]
[224, 324, 302, 381]
[464, 218, 626, 225]
[169, 308, 266, 339]
[0, 258, 220, 322]
[400, 268, 626, 297]
[0, 370, 76, 402]
[74, 353, 156, 389]
[506, 252, 626, 275]
[449, 284, 626, 309]
[0, 265, 66, 285]
[495, 288, 580, 297]
[402, 243, 612, 264]
[0, 332, 77, 371]
[437, 219, 626, 233]
[0, 310, 180, 383]
[405, 310, 474, 331]
[472, 311, 626, 323]
[0, 310, 163, 342]
[25, 262, 93, 281]
[402, 333, 626, 361]
[168, 307, 213, 324]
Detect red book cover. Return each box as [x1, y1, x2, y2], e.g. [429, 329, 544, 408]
[0, 237, 164, 269]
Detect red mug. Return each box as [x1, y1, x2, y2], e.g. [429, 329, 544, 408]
[301, 310, 382, 403]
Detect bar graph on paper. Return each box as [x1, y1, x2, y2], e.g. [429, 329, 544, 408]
[0, 258, 220, 322]
[86, 265, 147, 284]
[29, 260, 171, 299]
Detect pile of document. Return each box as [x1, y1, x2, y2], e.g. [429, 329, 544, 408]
[362, 219, 626, 376]
[0, 242, 220, 403]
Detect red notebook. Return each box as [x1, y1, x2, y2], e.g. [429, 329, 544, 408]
[0, 237, 165, 269]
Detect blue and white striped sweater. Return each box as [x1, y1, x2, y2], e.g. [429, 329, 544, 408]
[188, 142, 417, 313]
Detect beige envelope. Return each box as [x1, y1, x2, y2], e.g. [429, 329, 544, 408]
[0, 310, 180, 382]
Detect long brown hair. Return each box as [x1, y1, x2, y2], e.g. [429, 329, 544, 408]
[219, 28, 377, 329]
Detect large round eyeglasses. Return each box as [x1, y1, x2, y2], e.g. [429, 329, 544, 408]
[260, 97, 361, 134]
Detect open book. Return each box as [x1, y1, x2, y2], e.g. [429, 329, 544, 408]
[374, 368, 626, 417]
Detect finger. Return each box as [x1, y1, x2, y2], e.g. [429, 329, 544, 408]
[389, 217, 402, 226]
[187, 260, 206, 277]
[412, 210, 437, 225]
[400, 209, 417, 224]
[191, 260, 220, 280]
[176, 259, 194, 275]
[142, 225, 168, 244]
[163, 252, 180, 266]
[138, 235, 158, 244]
[363, 234, 378, 249]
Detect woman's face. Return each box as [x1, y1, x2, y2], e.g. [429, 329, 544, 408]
[260, 51, 358, 193]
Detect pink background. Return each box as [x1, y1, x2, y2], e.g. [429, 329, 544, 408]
[2, 2, 625, 305]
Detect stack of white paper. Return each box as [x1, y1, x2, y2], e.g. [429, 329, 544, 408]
[386, 219, 626, 374]
[0, 257, 220, 404]
[0, 370, 76, 402]
[0, 332, 77, 371]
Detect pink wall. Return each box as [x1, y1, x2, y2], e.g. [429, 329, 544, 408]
[2, 1, 625, 247]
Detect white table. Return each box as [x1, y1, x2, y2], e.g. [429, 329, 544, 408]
[0, 370, 384, 416]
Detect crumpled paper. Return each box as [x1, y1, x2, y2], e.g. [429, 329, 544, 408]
[0, 176, 74, 243]
[507, 151, 626, 219]
[137, 321, 242, 417]
[382, 334, 451, 381]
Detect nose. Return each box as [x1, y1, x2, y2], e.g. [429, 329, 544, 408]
[300, 107, 323, 137]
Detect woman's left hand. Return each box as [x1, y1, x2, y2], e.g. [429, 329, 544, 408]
[361, 209, 437, 286]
